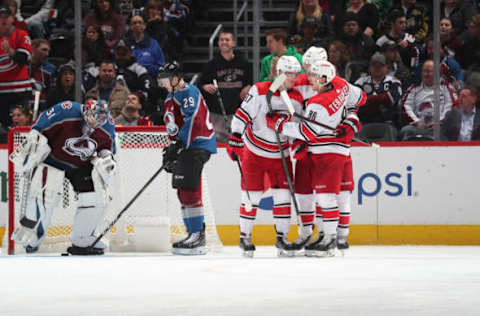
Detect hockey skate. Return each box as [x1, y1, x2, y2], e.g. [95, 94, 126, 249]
[309, 234, 337, 257]
[337, 237, 349, 256]
[304, 232, 324, 257]
[291, 233, 312, 253]
[239, 233, 255, 258]
[172, 225, 207, 255]
[66, 245, 104, 256]
[275, 235, 295, 257]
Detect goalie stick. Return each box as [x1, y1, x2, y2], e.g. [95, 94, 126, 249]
[266, 74, 301, 222]
[279, 90, 380, 148]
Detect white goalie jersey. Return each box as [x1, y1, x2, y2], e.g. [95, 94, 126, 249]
[231, 81, 303, 159]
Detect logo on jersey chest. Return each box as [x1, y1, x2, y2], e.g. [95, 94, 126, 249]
[62, 136, 98, 161]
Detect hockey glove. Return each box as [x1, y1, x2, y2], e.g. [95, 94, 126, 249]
[265, 112, 291, 134]
[334, 123, 356, 145]
[227, 133, 244, 161]
[291, 139, 308, 160]
[163, 139, 184, 173]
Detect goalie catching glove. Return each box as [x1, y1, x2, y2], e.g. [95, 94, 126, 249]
[265, 112, 291, 134]
[163, 139, 184, 172]
[227, 133, 243, 161]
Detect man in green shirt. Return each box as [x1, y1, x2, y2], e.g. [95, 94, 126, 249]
[259, 28, 303, 82]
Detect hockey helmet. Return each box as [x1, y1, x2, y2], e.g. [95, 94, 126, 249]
[302, 46, 328, 69]
[276, 56, 302, 77]
[83, 99, 109, 128]
[157, 61, 181, 79]
[308, 60, 336, 87]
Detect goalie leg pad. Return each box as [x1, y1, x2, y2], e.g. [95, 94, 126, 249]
[10, 129, 51, 173]
[70, 192, 107, 249]
[13, 164, 63, 250]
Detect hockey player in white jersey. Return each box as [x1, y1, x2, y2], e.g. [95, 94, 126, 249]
[267, 60, 361, 256]
[291, 48, 366, 254]
[227, 56, 303, 257]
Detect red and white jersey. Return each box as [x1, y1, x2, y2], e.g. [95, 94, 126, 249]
[282, 79, 350, 156]
[231, 81, 303, 159]
[401, 81, 457, 124]
[0, 27, 32, 93]
[294, 73, 316, 102]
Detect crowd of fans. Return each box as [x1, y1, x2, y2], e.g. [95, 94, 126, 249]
[0, 0, 479, 143]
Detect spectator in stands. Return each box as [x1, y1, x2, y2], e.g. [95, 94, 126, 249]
[114, 93, 152, 126]
[83, 24, 109, 67]
[288, 0, 334, 42]
[259, 28, 303, 82]
[163, 0, 188, 56]
[294, 16, 330, 53]
[144, 1, 175, 61]
[441, 0, 478, 36]
[338, 13, 375, 78]
[355, 52, 403, 127]
[442, 86, 480, 141]
[199, 31, 252, 143]
[30, 38, 56, 111]
[124, 14, 165, 78]
[4, 0, 27, 31]
[82, 45, 99, 93]
[393, 0, 429, 44]
[399, 60, 457, 140]
[440, 17, 462, 58]
[85, 60, 130, 118]
[327, 40, 354, 81]
[370, 0, 394, 21]
[336, 0, 379, 38]
[114, 39, 154, 102]
[10, 104, 32, 126]
[0, 5, 32, 130]
[380, 40, 411, 90]
[376, 9, 419, 69]
[458, 14, 480, 72]
[84, 0, 127, 50]
[45, 62, 78, 110]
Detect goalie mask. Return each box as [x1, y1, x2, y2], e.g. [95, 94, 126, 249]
[302, 46, 328, 71]
[83, 99, 109, 128]
[307, 60, 336, 88]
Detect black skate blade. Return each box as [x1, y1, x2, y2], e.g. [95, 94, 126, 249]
[242, 250, 254, 258]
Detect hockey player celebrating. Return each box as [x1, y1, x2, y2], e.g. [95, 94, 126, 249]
[227, 55, 303, 257]
[159, 62, 217, 255]
[11, 99, 116, 255]
[267, 60, 358, 256]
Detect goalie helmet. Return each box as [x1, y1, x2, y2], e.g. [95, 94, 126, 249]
[276, 56, 302, 76]
[308, 60, 336, 86]
[83, 99, 109, 128]
[302, 46, 328, 69]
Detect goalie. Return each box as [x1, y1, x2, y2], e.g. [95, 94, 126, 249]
[10, 99, 116, 255]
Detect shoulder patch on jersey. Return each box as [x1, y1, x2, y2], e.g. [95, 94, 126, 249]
[61, 101, 73, 109]
[255, 81, 272, 96]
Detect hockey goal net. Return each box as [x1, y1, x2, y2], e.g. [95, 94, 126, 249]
[3, 126, 223, 255]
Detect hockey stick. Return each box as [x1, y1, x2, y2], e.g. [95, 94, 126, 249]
[266, 74, 301, 221]
[279, 90, 380, 148]
[87, 160, 171, 251]
[32, 91, 40, 122]
[236, 159, 253, 212]
[212, 79, 231, 133]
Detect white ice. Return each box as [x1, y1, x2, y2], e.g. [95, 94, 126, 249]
[1, 246, 480, 316]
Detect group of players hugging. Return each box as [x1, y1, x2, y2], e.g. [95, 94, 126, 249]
[10, 46, 365, 258]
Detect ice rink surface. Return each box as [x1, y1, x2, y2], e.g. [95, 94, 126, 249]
[1, 246, 480, 316]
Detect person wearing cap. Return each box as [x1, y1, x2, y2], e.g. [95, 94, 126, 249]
[114, 39, 154, 102]
[380, 40, 411, 91]
[295, 16, 329, 53]
[45, 62, 79, 110]
[337, 0, 379, 38]
[85, 60, 131, 118]
[339, 12, 375, 75]
[30, 38, 56, 110]
[354, 52, 403, 128]
[114, 93, 152, 126]
[0, 4, 32, 130]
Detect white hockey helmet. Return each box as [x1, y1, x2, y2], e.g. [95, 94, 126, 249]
[308, 60, 336, 86]
[302, 46, 328, 69]
[276, 55, 302, 76]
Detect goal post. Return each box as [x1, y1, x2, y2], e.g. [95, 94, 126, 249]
[3, 126, 223, 255]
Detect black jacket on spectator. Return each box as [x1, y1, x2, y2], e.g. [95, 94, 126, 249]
[458, 34, 480, 71]
[335, 3, 379, 37]
[441, 108, 480, 141]
[199, 52, 252, 115]
[146, 19, 175, 61]
[116, 57, 154, 100]
[441, 1, 478, 36]
[45, 85, 76, 110]
[340, 32, 375, 69]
